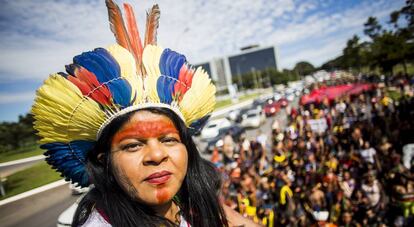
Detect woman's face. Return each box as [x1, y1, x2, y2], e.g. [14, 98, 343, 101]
[110, 110, 188, 206]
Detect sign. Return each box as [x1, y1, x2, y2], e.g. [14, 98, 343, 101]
[307, 118, 327, 133]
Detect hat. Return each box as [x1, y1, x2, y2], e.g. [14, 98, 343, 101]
[32, 0, 215, 187]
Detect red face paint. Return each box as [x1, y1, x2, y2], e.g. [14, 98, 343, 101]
[156, 188, 170, 204]
[112, 119, 179, 145]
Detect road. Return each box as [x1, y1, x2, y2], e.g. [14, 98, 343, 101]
[0, 183, 80, 227]
[0, 98, 298, 227]
[0, 157, 44, 178]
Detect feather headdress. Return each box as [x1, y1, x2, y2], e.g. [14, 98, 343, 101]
[32, 0, 215, 187]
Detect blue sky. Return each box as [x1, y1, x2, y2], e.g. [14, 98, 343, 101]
[0, 0, 405, 122]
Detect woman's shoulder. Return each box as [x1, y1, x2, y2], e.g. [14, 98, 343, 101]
[80, 209, 112, 227]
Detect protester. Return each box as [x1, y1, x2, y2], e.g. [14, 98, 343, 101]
[213, 73, 414, 226]
[32, 1, 258, 226]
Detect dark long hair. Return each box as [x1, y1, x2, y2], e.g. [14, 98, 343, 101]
[72, 108, 228, 227]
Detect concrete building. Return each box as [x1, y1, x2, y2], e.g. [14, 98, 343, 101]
[194, 45, 279, 93]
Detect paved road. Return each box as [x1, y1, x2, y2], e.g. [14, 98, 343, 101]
[0, 184, 80, 227]
[0, 158, 44, 178]
[0, 97, 298, 227]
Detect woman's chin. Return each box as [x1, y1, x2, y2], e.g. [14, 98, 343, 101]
[139, 188, 175, 206]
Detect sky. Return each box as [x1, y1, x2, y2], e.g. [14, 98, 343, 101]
[0, 0, 406, 122]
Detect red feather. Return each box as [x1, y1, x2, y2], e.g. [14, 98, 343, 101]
[72, 66, 112, 105]
[144, 4, 160, 46]
[106, 0, 132, 52]
[68, 76, 90, 95]
[174, 64, 194, 101]
[123, 3, 143, 64]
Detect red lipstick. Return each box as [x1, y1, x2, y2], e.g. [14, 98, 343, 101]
[144, 171, 172, 185]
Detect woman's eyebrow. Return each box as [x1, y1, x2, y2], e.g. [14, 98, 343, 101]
[112, 123, 178, 144]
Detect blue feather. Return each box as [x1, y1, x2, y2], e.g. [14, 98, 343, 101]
[159, 48, 171, 76]
[189, 114, 211, 135]
[74, 53, 109, 83]
[158, 49, 186, 103]
[169, 53, 186, 79]
[157, 76, 177, 104]
[156, 76, 167, 103]
[73, 49, 131, 107]
[41, 141, 94, 187]
[107, 79, 132, 107]
[92, 48, 121, 79]
[57, 72, 69, 79]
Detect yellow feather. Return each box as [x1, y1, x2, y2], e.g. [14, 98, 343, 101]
[179, 67, 216, 126]
[106, 44, 143, 104]
[32, 74, 105, 143]
[142, 45, 162, 102]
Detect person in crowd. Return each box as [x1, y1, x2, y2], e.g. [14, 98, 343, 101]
[216, 72, 414, 226]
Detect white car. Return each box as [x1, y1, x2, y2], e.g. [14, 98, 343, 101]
[200, 118, 231, 140]
[228, 110, 240, 122]
[240, 109, 265, 128]
[69, 183, 90, 195]
[57, 197, 80, 227]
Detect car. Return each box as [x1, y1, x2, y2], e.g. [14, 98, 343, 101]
[278, 98, 288, 108]
[233, 107, 251, 123]
[200, 118, 231, 140]
[204, 125, 245, 153]
[240, 109, 266, 128]
[251, 98, 267, 111]
[263, 101, 282, 117]
[228, 109, 240, 122]
[57, 195, 82, 227]
[69, 183, 90, 195]
[273, 92, 282, 101]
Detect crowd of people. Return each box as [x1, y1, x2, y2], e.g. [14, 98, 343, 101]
[211, 74, 414, 226]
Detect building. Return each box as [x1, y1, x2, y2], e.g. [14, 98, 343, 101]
[194, 45, 279, 92]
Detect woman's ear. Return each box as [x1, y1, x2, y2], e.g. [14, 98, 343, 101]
[97, 153, 105, 164]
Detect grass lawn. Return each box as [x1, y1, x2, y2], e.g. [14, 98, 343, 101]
[1, 162, 62, 200]
[0, 145, 44, 163]
[215, 92, 260, 110]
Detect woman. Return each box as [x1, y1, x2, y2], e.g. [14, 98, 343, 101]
[32, 1, 258, 226]
[72, 108, 226, 226]
[73, 107, 258, 226]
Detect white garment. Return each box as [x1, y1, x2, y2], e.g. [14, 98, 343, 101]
[362, 181, 381, 207]
[256, 134, 267, 148]
[360, 148, 376, 164]
[403, 143, 414, 170]
[81, 209, 111, 227]
[81, 209, 191, 227]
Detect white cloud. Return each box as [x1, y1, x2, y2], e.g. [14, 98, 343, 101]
[0, 91, 34, 104]
[0, 0, 405, 82]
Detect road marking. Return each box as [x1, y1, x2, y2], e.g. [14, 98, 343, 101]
[0, 155, 45, 167]
[0, 179, 68, 206]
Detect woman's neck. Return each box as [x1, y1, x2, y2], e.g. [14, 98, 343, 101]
[151, 200, 180, 223]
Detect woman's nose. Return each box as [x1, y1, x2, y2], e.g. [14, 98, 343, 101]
[142, 139, 168, 165]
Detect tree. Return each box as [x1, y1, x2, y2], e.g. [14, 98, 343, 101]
[342, 35, 363, 71]
[293, 61, 315, 76]
[364, 17, 382, 39]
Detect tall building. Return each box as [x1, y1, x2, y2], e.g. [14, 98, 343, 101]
[194, 45, 278, 92]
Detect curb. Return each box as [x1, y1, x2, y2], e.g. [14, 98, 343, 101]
[0, 155, 45, 167]
[0, 179, 68, 206]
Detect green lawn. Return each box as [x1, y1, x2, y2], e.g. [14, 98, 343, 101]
[0, 145, 44, 163]
[215, 92, 260, 110]
[1, 162, 62, 200]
